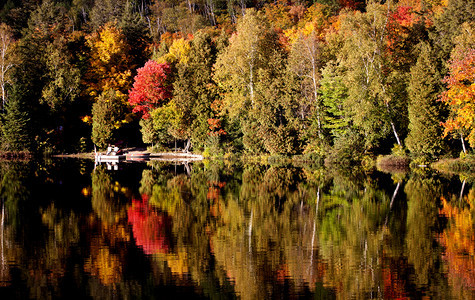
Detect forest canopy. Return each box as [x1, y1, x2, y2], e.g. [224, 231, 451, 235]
[0, 0, 473, 162]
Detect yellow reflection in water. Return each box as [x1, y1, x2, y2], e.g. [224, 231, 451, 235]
[439, 192, 475, 294]
[85, 243, 122, 286]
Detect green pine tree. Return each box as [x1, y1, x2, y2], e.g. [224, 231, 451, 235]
[405, 42, 444, 158]
[92, 89, 124, 149]
[173, 31, 217, 151]
[1, 89, 32, 152]
[320, 61, 349, 140]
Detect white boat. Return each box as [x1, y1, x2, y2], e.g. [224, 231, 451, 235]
[94, 146, 125, 165]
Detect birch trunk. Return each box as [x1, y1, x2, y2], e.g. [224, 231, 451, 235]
[461, 132, 467, 154]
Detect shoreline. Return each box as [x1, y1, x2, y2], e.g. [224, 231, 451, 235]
[53, 151, 204, 161]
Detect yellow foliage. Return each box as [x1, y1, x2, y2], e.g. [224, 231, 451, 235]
[87, 23, 127, 64]
[263, 0, 296, 31]
[150, 185, 183, 216]
[283, 2, 329, 45]
[85, 22, 132, 102]
[156, 38, 191, 65]
[441, 45, 475, 145]
[81, 115, 92, 124]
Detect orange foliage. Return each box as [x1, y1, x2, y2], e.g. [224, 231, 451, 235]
[207, 118, 226, 136]
[391, 6, 417, 27]
[207, 180, 226, 216]
[284, 3, 330, 47]
[386, 6, 418, 55]
[276, 264, 290, 284]
[441, 49, 475, 145]
[159, 32, 193, 48]
[263, 0, 301, 31]
[397, 0, 447, 13]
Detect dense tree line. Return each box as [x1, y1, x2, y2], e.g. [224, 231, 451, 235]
[0, 0, 473, 162]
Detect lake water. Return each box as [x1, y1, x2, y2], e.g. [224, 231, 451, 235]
[0, 159, 473, 299]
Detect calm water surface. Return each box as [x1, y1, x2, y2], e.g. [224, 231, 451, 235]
[0, 159, 473, 299]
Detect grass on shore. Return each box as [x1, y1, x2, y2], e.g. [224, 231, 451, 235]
[376, 154, 411, 172]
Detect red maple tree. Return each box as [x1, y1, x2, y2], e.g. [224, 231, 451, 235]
[128, 60, 173, 119]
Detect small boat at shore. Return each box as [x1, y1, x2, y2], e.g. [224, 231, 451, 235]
[126, 152, 150, 161]
[95, 146, 126, 164]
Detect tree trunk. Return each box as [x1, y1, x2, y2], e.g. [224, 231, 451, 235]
[184, 139, 191, 152]
[240, 0, 246, 16]
[461, 132, 467, 154]
[390, 182, 400, 208]
[1, 83, 4, 111]
[248, 209, 253, 253]
[390, 121, 401, 146]
[385, 101, 401, 146]
[0, 201, 6, 283]
[249, 61, 254, 105]
[308, 40, 322, 138]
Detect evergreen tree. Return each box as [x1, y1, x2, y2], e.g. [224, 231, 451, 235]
[9, 0, 77, 152]
[320, 61, 349, 141]
[173, 31, 217, 151]
[253, 51, 300, 155]
[139, 117, 158, 146]
[118, 1, 151, 71]
[88, 0, 125, 30]
[1, 88, 31, 152]
[405, 42, 444, 158]
[92, 89, 124, 148]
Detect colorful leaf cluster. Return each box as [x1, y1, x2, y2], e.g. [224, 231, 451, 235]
[128, 60, 172, 119]
[441, 48, 475, 145]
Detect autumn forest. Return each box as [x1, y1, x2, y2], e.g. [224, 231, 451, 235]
[0, 0, 474, 163]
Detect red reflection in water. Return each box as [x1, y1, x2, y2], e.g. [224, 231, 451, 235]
[127, 195, 171, 255]
[382, 255, 411, 300]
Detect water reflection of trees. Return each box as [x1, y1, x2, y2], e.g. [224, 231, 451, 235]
[0, 162, 143, 298]
[0, 160, 475, 298]
[118, 162, 475, 299]
[87, 166, 131, 286]
[438, 179, 475, 299]
[0, 161, 87, 298]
